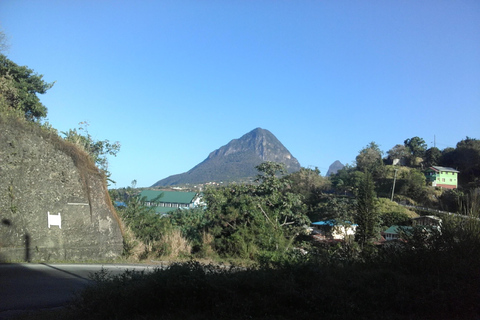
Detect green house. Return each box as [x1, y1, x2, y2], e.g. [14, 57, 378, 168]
[425, 166, 459, 189]
[139, 190, 200, 214]
[383, 225, 413, 241]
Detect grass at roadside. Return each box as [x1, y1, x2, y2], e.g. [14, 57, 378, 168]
[18, 251, 478, 320]
[11, 216, 480, 320]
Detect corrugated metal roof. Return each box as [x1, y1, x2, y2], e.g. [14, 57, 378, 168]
[429, 166, 459, 173]
[384, 225, 412, 235]
[312, 220, 357, 227]
[312, 220, 336, 227]
[140, 190, 197, 204]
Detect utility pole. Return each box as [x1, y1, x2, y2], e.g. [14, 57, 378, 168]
[391, 168, 398, 202]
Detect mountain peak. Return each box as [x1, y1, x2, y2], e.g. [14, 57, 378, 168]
[152, 128, 301, 186]
[326, 160, 344, 176]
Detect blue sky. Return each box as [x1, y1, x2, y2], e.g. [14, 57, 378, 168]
[1, 1, 479, 188]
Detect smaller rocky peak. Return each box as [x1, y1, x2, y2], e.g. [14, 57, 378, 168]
[326, 160, 344, 176]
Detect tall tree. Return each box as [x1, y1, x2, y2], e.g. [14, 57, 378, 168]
[355, 171, 379, 247]
[454, 137, 480, 187]
[441, 147, 456, 167]
[404, 137, 427, 166]
[356, 142, 384, 178]
[322, 196, 356, 223]
[331, 165, 365, 195]
[424, 147, 442, 168]
[254, 162, 308, 235]
[285, 167, 330, 220]
[399, 168, 427, 202]
[0, 54, 54, 121]
[204, 162, 308, 259]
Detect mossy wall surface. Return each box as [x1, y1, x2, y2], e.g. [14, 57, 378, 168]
[0, 118, 123, 262]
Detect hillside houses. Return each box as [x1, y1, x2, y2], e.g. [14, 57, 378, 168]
[311, 215, 442, 243]
[382, 215, 442, 242]
[425, 166, 459, 189]
[311, 220, 357, 241]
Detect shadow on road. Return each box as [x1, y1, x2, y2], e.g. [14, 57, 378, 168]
[40, 263, 91, 281]
[0, 263, 91, 319]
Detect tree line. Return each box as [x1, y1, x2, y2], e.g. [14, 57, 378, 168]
[110, 132, 480, 262]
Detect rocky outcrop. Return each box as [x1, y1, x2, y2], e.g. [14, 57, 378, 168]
[326, 160, 344, 176]
[153, 128, 301, 186]
[0, 116, 123, 262]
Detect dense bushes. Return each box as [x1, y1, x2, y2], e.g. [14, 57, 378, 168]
[69, 214, 480, 319]
[203, 162, 309, 260]
[117, 194, 193, 259]
[104, 164, 479, 319]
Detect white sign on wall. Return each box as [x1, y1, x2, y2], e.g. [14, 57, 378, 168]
[47, 212, 61, 229]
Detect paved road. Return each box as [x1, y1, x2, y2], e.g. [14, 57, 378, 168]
[0, 263, 157, 318]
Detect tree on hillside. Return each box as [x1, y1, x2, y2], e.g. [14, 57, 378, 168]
[454, 137, 480, 187]
[356, 142, 384, 179]
[330, 165, 365, 195]
[433, 138, 480, 188]
[355, 171, 379, 247]
[321, 196, 356, 224]
[376, 198, 414, 227]
[204, 162, 308, 259]
[441, 147, 456, 167]
[424, 147, 442, 168]
[285, 167, 330, 220]
[285, 167, 328, 195]
[254, 161, 287, 193]
[387, 144, 409, 164]
[404, 136, 427, 166]
[254, 162, 308, 234]
[0, 54, 54, 121]
[395, 168, 427, 203]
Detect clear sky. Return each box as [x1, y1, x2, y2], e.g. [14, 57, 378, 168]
[1, 1, 479, 188]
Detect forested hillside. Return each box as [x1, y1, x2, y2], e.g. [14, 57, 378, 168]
[331, 137, 480, 211]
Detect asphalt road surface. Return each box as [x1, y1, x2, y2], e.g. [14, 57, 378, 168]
[0, 263, 157, 319]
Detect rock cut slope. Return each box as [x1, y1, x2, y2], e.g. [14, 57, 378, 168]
[0, 116, 123, 262]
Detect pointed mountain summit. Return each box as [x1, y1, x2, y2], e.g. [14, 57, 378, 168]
[152, 128, 301, 186]
[326, 160, 344, 176]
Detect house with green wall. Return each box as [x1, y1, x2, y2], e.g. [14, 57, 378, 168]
[424, 166, 459, 189]
[139, 190, 201, 214]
